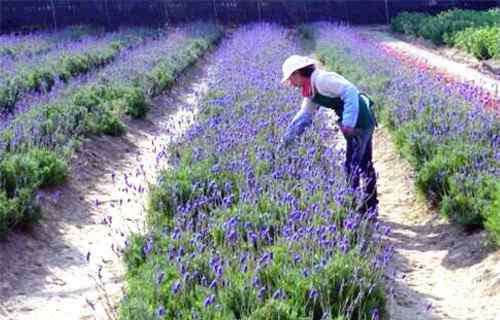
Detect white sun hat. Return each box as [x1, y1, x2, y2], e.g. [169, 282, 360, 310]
[281, 55, 318, 84]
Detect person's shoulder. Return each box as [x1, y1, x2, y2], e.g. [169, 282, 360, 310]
[314, 69, 340, 86]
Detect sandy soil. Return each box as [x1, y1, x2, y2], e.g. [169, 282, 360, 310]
[0, 57, 211, 320]
[374, 128, 500, 320]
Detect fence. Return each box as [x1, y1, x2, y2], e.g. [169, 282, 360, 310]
[1, 0, 499, 33]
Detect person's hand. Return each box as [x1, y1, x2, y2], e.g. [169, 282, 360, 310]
[341, 126, 360, 136]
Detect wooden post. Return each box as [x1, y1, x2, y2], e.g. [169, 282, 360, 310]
[384, 0, 390, 25]
[303, 0, 308, 23]
[104, 0, 111, 29]
[0, 0, 3, 32]
[212, 0, 218, 24]
[257, 0, 262, 21]
[162, 0, 170, 26]
[343, 0, 348, 22]
[50, 0, 58, 30]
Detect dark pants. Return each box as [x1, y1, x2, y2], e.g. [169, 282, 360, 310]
[345, 129, 378, 213]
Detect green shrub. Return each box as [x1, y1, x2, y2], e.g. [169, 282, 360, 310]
[95, 110, 126, 136]
[485, 182, 500, 245]
[0, 149, 66, 236]
[0, 191, 18, 236]
[391, 8, 500, 47]
[440, 175, 496, 226]
[148, 156, 239, 228]
[0, 79, 21, 112]
[123, 87, 150, 119]
[12, 187, 42, 226]
[453, 26, 500, 59]
[391, 12, 429, 36]
[122, 233, 147, 274]
[24, 68, 55, 92]
[0, 24, 222, 239]
[0, 148, 68, 195]
[0, 187, 41, 238]
[249, 300, 299, 320]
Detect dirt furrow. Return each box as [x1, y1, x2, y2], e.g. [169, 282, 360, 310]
[374, 129, 500, 320]
[0, 58, 212, 320]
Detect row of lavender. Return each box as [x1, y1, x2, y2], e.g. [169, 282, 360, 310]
[0, 26, 160, 113]
[307, 24, 499, 244]
[0, 25, 100, 59]
[121, 24, 389, 319]
[0, 23, 222, 237]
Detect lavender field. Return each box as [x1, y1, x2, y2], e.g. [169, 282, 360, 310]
[0, 18, 499, 320]
[120, 24, 389, 320]
[0, 23, 222, 237]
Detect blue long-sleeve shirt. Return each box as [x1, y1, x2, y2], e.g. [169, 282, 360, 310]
[283, 68, 360, 145]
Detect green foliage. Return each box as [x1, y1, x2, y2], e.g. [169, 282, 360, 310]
[123, 86, 150, 119]
[0, 79, 21, 112]
[58, 46, 118, 82]
[452, 26, 500, 59]
[414, 144, 496, 226]
[391, 12, 430, 36]
[24, 68, 55, 92]
[0, 148, 66, 237]
[391, 9, 500, 59]
[0, 191, 19, 237]
[0, 40, 123, 113]
[122, 233, 147, 275]
[148, 155, 240, 229]
[313, 28, 499, 235]
[0, 148, 68, 195]
[485, 182, 500, 245]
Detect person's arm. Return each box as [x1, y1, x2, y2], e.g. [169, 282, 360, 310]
[281, 97, 318, 147]
[340, 85, 360, 136]
[315, 73, 360, 136]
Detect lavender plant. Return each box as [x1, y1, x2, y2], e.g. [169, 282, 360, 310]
[0, 25, 100, 59]
[0, 23, 221, 238]
[0, 27, 158, 112]
[121, 24, 389, 320]
[309, 23, 499, 241]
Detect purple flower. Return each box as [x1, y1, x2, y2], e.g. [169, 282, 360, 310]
[257, 287, 266, 300]
[308, 288, 319, 299]
[143, 236, 154, 255]
[171, 281, 181, 294]
[272, 288, 284, 300]
[203, 294, 215, 308]
[155, 305, 166, 317]
[156, 271, 165, 285]
[209, 279, 217, 289]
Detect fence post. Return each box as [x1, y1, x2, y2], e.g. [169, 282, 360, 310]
[257, 0, 262, 21]
[162, 0, 170, 25]
[303, 1, 308, 23]
[104, 0, 111, 29]
[384, 0, 389, 24]
[50, 0, 58, 30]
[0, 0, 3, 32]
[212, 0, 218, 23]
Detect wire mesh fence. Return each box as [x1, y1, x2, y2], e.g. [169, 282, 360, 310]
[1, 0, 499, 32]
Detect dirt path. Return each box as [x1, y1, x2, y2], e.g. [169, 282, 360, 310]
[0, 57, 212, 320]
[374, 128, 500, 320]
[358, 26, 500, 99]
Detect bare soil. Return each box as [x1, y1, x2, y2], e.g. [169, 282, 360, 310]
[374, 128, 500, 320]
[0, 58, 211, 320]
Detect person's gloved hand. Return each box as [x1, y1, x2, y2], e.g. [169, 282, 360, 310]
[280, 114, 313, 149]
